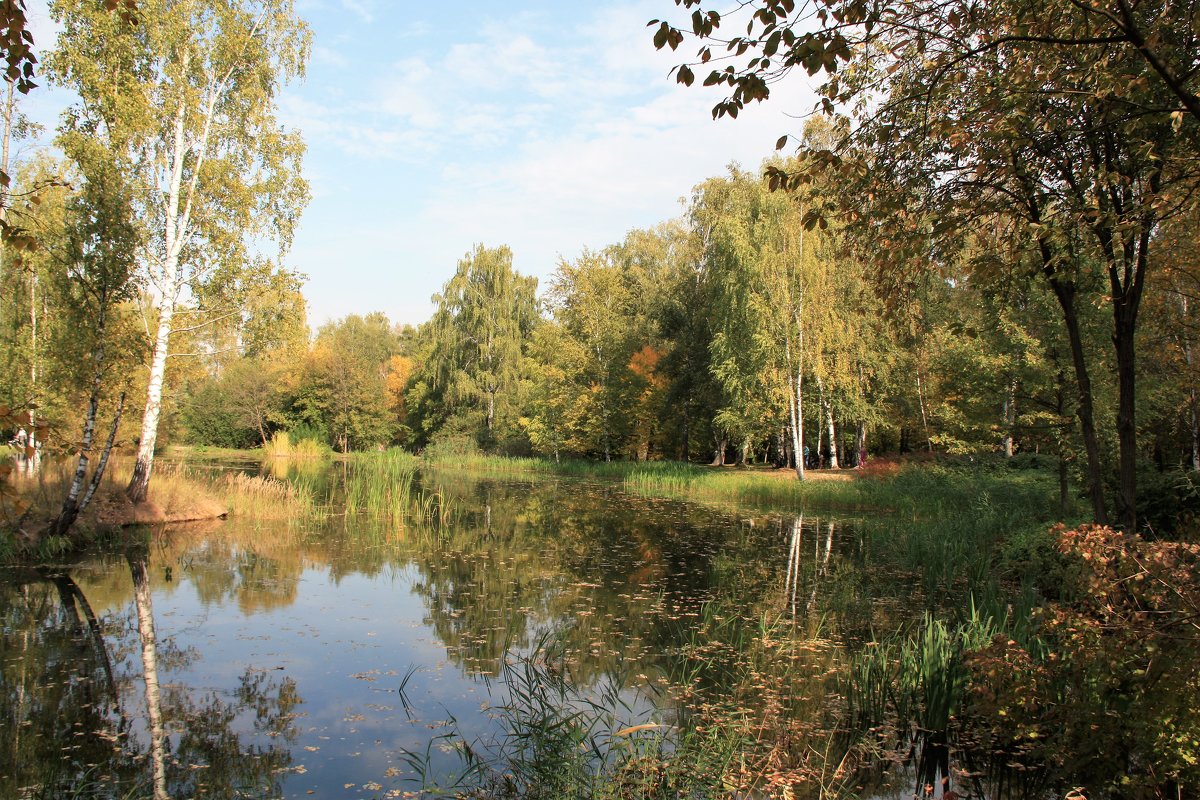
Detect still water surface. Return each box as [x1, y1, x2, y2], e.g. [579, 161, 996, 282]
[1, 461, 884, 798]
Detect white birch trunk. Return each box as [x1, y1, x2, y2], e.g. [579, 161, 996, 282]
[28, 270, 36, 431]
[916, 368, 932, 452]
[1002, 377, 1016, 457]
[128, 94, 190, 502]
[130, 554, 171, 800]
[825, 404, 839, 469]
[128, 303, 174, 502]
[787, 304, 805, 480]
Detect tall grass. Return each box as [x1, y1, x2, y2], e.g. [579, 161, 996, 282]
[422, 451, 643, 480]
[422, 454, 1072, 526]
[223, 472, 324, 525]
[624, 460, 1070, 520]
[400, 633, 750, 799]
[840, 602, 1019, 794]
[344, 449, 418, 521]
[343, 449, 459, 527]
[262, 431, 331, 461]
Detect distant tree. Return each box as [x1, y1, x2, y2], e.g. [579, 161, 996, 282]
[425, 245, 538, 441]
[385, 354, 416, 445]
[294, 313, 397, 452]
[654, 0, 1200, 528]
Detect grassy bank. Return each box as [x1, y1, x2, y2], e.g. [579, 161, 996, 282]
[422, 452, 1073, 519]
[1, 456, 230, 562]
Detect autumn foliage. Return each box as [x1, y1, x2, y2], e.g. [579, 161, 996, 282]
[965, 525, 1200, 795]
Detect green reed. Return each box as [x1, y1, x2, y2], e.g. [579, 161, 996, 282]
[840, 602, 1011, 792]
[343, 449, 420, 521]
[400, 632, 751, 800]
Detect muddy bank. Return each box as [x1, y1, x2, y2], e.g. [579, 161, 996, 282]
[90, 489, 228, 527]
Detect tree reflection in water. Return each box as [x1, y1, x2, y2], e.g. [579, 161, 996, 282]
[0, 543, 302, 799]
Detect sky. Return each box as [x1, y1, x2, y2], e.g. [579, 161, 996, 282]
[22, 0, 816, 329]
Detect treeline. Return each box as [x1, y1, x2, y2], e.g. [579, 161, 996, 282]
[169, 138, 1199, 515]
[5, 0, 1200, 536]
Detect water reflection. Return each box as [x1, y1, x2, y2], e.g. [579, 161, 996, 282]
[2, 465, 870, 796]
[11, 449, 40, 478]
[1, 548, 301, 799]
[129, 548, 169, 799]
[1, 568, 133, 799]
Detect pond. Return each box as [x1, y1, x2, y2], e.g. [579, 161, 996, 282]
[1, 458, 921, 799]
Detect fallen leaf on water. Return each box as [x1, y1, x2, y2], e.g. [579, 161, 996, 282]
[615, 723, 662, 737]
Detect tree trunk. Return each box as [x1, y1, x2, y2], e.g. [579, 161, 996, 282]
[915, 368, 931, 452]
[681, 403, 690, 462]
[28, 268, 37, 432]
[855, 421, 867, 468]
[53, 308, 124, 537]
[711, 436, 726, 466]
[80, 395, 125, 515]
[1046, 275, 1108, 525]
[128, 303, 174, 503]
[1050, 367, 1071, 515]
[53, 374, 102, 536]
[1114, 302, 1138, 530]
[1002, 377, 1016, 457]
[825, 404, 839, 469]
[128, 89, 194, 503]
[1191, 388, 1200, 472]
[129, 552, 171, 800]
[788, 361, 805, 480]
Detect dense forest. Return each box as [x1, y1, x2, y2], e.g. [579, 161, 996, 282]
[1, 0, 1199, 536]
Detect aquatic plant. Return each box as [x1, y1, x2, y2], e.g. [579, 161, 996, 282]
[400, 633, 751, 799]
[223, 472, 323, 523]
[263, 431, 331, 461]
[839, 604, 1009, 796]
[344, 450, 417, 521]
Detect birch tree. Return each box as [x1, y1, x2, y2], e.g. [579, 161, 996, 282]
[427, 245, 538, 442]
[47, 0, 310, 502]
[46, 161, 137, 537]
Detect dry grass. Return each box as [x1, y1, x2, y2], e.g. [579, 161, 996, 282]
[223, 471, 323, 523]
[5, 454, 227, 534]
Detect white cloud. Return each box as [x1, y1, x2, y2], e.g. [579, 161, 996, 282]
[339, 0, 375, 24]
[278, 0, 822, 326]
[313, 45, 348, 68]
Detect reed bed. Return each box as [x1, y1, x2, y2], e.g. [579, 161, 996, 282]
[222, 472, 324, 524]
[624, 461, 1066, 520]
[421, 454, 1066, 523]
[342, 449, 459, 527]
[344, 449, 417, 521]
[262, 431, 331, 461]
[422, 452, 649, 480]
[401, 633, 751, 799]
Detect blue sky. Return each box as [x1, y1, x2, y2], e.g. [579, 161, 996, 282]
[25, 0, 815, 328]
